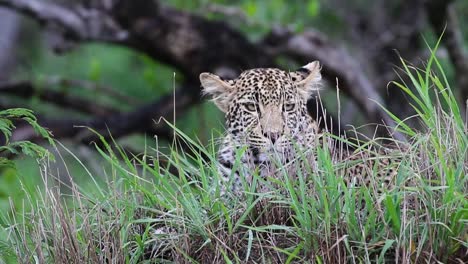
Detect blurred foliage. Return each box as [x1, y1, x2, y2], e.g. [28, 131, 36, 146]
[19, 45, 177, 110]
[169, 0, 323, 36]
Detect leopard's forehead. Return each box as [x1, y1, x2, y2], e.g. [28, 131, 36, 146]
[231, 68, 295, 102]
[235, 68, 291, 89]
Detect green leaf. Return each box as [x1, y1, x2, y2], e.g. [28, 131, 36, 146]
[378, 239, 396, 262]
[307, 1, 320, 17]
[89, 58, 102, 81]
[0, 118, 14, 142]
[0, 157, 15, 170]
[384, 194, 401, 234]
[244, 2, 257, 17]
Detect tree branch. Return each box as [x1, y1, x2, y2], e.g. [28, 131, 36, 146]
[0, 0, 85, 37]
[0, 80, 118, 116]
[45, 76, 142, 106]
[0, 0, 128, 52]
[325, 0, 426, 127]
[10, 83, 200, 147]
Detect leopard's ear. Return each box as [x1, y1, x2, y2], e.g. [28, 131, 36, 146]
[291, 61, 322, 100]
[200, 72, 235, 113]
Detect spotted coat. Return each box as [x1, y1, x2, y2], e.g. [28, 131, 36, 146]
[200, 62, 407, 200]
[201, 62, 323, 193]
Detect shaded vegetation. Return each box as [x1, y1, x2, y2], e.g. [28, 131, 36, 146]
[0, 1, 467, 263]
[1, 52, 466, 263]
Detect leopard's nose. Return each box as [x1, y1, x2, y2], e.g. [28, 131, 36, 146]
[264, 132, 280, 144]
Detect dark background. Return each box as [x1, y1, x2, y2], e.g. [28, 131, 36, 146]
[0, 0, 467, 210]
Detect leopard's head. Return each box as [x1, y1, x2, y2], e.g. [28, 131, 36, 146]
[200, 61, 321, 151]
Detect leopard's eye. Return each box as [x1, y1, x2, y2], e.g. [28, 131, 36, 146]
[243, 103, 257, 112]
[284, 103, 295, 111]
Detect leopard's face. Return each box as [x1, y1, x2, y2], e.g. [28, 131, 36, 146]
[200, 61, 322, 152]
[222, 68, 314, 151]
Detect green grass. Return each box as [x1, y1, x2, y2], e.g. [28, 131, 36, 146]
[1, 50, 467, 263]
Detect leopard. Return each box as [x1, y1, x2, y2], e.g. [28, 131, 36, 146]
[200, 61, 323, 193]
[199, 61, 414, 212]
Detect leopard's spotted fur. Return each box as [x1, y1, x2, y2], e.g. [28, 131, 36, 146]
[200, 62, 407, 201]
[201, 62, 322, 192]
